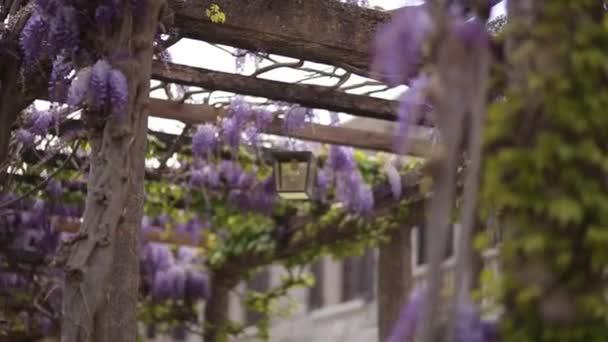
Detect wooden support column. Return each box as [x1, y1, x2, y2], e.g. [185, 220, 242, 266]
[377, 224, 416, 341]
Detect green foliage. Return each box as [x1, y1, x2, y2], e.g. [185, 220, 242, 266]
[482, 2, 608, 340]
[243, 268, 315, 340]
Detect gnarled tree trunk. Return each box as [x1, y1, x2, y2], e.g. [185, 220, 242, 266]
[59, 2, 167, 341]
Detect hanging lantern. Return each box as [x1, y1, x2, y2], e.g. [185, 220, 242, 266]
[272, 151, 316, 200]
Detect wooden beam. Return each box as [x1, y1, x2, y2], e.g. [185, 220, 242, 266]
[169, 0, 391, 75]
[151, 61, 398, 121]
[150, 98, 434, 157]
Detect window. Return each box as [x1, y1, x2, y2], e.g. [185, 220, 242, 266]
[308, 260, 324, 311]
[341, 249, 375, 302]
[412, 224, 457, 269]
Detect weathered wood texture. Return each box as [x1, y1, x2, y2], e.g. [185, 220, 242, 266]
[169, 0, 391, 75]
[152, 61, 398, 121]
[60, 2, 166, 341]
[151, 98, 434, 157]
[378, 224, 416, 341]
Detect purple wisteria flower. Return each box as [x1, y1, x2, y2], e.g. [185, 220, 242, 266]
[371, 5, 433, 86]
[283, 106, 312, 133]
[228, 96, 253, 125]
[46, 180, 62, 199]
[328, 145, 356, 173]
[192, 124, 218, 156]
[67, 67, 92, 107]
[66, 60, 128, 115]
[394, 74, 431, 154]
[49, 55, 73, 101]
[335, 170, 374, 215]
[89, 59, 112, 110]
[15, 129, 35, 148]
[221, 117, 240, 150]
[255, 108, 274, 130]
[384, 162, 402, 199]
[219, 160, 242, 187]
[48, 5, 79, 51]
[108, 69, 128, 115]
[387, 286, 500, 342]
[30, 109, 54, 135]
[19, 11, 49, 69]
[453, 17, 490, 50]
[387, 286, 427, 342]
[185, 270, 209, 300]
[145, 245, 209, 302]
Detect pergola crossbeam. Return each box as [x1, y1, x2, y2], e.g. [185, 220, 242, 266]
[150, 98, 434, 156]
[169, 0, 391, 76]
[152, 61, 399, 121]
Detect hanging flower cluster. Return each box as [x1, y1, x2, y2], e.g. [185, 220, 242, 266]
[18, 1, 151, 115]
[327, 146, 374, 215]
[372, 3, 495, 154]
[387, 286, 499, 342]
[67, 59, 128, 115]
[141, 244, 209, 302]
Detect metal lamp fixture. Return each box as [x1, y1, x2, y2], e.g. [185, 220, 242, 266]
[272, 150, 316, 200]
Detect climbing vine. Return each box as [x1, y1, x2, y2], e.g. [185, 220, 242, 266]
[482, 1, 608, 341]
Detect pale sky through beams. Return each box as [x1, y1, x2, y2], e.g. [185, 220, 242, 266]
[148, 0, 506, 135]
[34, 1, 506, 137]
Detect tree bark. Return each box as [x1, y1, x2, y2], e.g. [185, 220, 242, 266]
[203, 272, 237, 342]
[377, 224, 414, 341]
[59, 2, 167, 341]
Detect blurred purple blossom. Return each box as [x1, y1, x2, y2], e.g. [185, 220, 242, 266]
[49, 55, 73, 101]
[387, 286, 426, 342]
[283, 106, 312, 133]
[30, 109, 54, 135]
[67, 67, 92, 107]
[228, 96, 253, 125]
[255, 108, 274, 130]
[108, 69, 128, 115]
[89, 59, 111, 110]
[336, 171, 374, 215]
[219, 160, 242, 187]
[15, 129, 35, 148]
[371, 6, 432, 86]
[19, 11, 48, 69]
[192, 124, 218, 156]
[394, 75, 431, 154]
[222, 117, 240, 150]
[48, 5, 79, 51]
[328, 146, 356, 173]
[384, 162, 402, 199]
[46, 180, 62, 198]
[453, 17, 490, 50]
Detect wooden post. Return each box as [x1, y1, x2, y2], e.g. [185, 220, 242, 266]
[377, 224, 414, 341]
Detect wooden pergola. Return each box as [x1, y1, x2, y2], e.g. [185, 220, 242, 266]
[5, 1, 435, 340]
